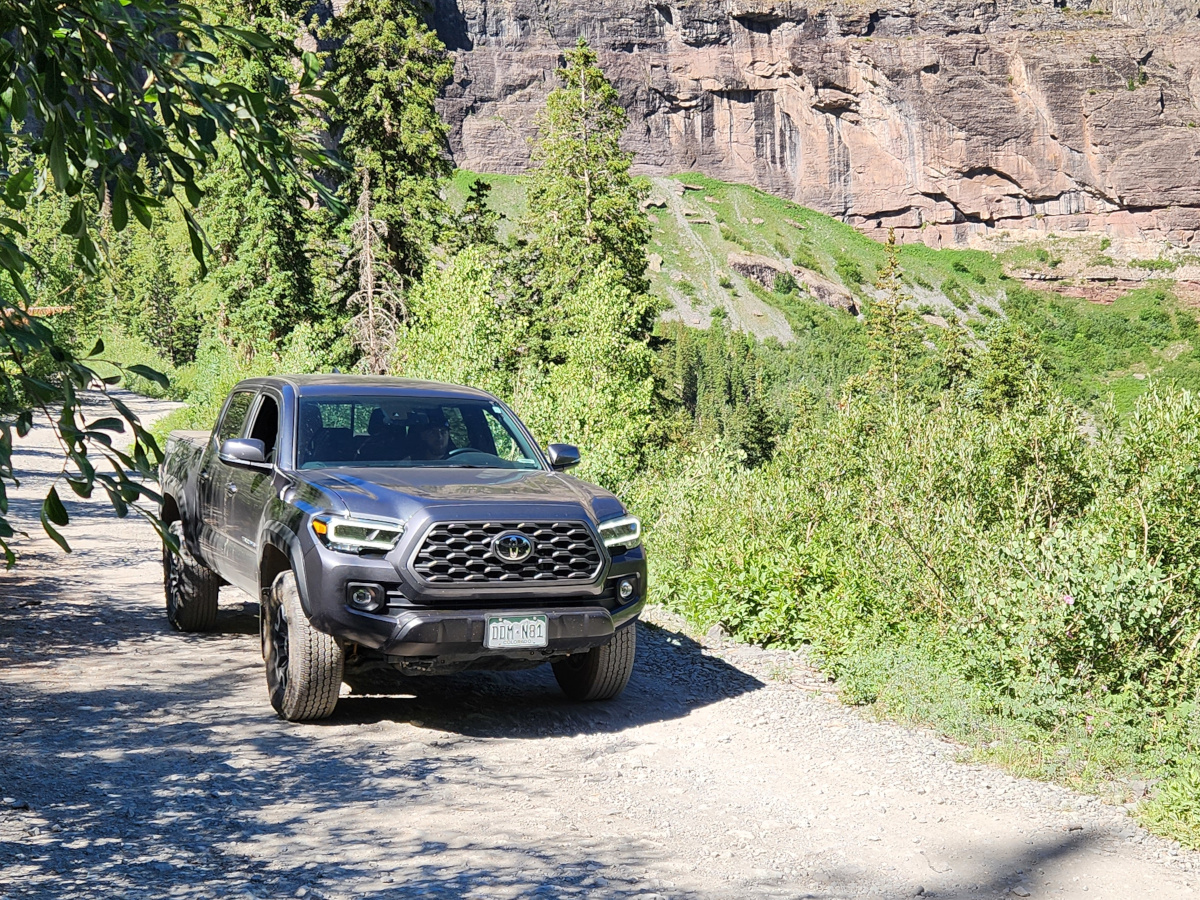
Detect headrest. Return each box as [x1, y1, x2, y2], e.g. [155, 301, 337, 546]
[367, 407, 388, 435]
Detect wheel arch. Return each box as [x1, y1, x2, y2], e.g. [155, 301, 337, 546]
[259, 524, 315, 617]
[161, 492, 182, 525]
[259, 541, 292, 601]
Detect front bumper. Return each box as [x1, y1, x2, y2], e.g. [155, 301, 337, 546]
[293, 529, 648, 661]
[383, 597, 643, 663]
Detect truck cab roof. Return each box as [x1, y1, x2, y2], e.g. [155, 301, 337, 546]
[233, 374, 497, 402]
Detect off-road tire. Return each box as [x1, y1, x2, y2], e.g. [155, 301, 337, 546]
[263, 571, 343, 721]
[163, 520, 219, 632]
[552, 623, 637, 701]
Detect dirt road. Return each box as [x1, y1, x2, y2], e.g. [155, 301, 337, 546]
[1, 393, 1197, 899]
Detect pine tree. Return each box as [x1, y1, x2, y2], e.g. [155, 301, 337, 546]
[524, 38, 650, 297]
[323, 0, 454, 283]
[445, 178, 503, 254]
[866, 229, 923, 403]
[346, 172, 404, 374]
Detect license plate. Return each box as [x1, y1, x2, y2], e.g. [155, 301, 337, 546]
[485, 615, 548, 649]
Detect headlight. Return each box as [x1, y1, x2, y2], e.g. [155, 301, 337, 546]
[598, 515, 641, 550]
[311, 515, 404, 554]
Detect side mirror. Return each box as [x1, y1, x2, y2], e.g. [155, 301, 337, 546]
[220, 438, 267, 467]
[547, 443, 581, 470]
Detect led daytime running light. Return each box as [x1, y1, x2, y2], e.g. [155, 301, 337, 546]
[598, 515, 641, 549]
[312, 515, 404, 553]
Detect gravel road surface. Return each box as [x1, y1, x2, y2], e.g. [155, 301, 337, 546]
[1, 392, 1198, 900]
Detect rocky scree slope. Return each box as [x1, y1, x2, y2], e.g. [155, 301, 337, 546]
[428, 0, 1200, 247]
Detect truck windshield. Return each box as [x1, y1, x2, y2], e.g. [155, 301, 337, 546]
[295, 396, 544, 470]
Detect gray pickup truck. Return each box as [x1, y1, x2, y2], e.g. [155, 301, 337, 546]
[159, 375, 646, 721]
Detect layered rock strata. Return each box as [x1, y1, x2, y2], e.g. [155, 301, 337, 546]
[430, 0, 1200, 245]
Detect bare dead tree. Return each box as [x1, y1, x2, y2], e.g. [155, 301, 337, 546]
[347, 171, 405, 374]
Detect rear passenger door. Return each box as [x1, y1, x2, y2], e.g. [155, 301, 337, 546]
[197, 390, 254, 577]
[226, 392, 282, 590]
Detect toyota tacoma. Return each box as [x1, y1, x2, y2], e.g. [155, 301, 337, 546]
[159, 376, 646, 721]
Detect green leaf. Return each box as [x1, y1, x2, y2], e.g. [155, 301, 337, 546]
[299, 51, 321, 89]
[126, 365, 169, 389]
[62, 200, 85, 236]
[5, 166, 35, 200]
[86, 417, 125, 433]
[43, 487, 69, 526]
[301, 88, 339, 106]
[128, 195, 152, 230]
[182, 208, 208, 277]
[40, 514, 71, 553]
[0, 217, 27, 237]
[105, 487, 129, 518]
[47, 129, 70, 191]
[110, 179, 128, 232]
[5, 84, 26, 122]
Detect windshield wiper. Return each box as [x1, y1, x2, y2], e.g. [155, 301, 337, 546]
[439, 463, 539, 470]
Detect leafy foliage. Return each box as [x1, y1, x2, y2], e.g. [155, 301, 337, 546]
[656, 320, 781, 466]
[0, 0, 338, 563]
[865, 230, 923, 401]
[392, 41, 659, 486]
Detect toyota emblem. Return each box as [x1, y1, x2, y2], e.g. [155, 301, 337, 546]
[493, 531, 534, 563]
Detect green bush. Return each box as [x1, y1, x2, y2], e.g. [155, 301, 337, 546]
[1131, 257, 1177, 272]
[835, 255, 866, 286]
[792, 245, 822, 273]
[773, 272, 798, 294]
[942, 277, 971, 310]
[628, 385, 1200, 843]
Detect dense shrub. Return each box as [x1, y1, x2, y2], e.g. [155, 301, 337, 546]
[628, 386, 1200, 837]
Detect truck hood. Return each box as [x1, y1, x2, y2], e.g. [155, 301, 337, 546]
[295, 466, 625, 525]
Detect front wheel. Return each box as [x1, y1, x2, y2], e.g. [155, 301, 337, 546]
[163, 520, 219, 632]
[263, 571, 344, 721]
[552, 623, 636, 701]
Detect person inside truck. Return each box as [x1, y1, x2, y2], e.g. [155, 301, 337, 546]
[408, 411, 452, 461]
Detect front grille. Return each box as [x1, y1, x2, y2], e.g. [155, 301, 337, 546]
[411, 521, 603, 584]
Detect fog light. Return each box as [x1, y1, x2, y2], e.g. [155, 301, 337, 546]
[619, 579, 635, 600]
[347, 583, 384, 611]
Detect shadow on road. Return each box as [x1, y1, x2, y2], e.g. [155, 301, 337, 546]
[808, 829, 1097, 899]
[0, 672, 709, 899]
[323, 619, 764, 738]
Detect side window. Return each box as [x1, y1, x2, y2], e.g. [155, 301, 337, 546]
[217, 391, 254, 443]
[319, 403, 353, 431]
[247, 396, 280, 463]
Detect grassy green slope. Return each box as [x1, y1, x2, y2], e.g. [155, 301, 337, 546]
[450, 170, 1200, 414]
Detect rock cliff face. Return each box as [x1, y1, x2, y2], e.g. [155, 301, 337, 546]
[429, 0, 1200, 245]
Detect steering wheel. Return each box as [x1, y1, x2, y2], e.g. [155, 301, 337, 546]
[447, 447, 483, 458]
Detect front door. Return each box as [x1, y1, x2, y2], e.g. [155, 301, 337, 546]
[226, 393, 282, 591]
[197, 389, 255, 578]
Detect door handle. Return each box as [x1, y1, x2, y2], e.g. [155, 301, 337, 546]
[226, 482, 238, 496]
